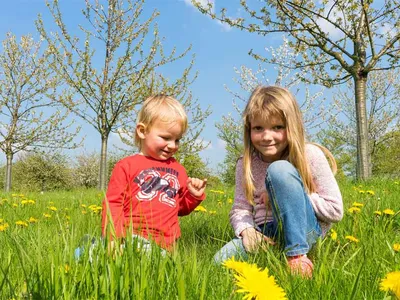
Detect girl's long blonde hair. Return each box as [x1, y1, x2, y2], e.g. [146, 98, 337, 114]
[242, 86, 337, 204]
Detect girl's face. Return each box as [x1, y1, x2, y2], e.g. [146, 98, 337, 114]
[137, 118, 183, 160]
[250, 114, 288, 163]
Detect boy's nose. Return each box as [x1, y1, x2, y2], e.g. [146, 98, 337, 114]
[167, 141, 177, 149]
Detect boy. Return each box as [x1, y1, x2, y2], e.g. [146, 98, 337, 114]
[101, 95, 207, 251]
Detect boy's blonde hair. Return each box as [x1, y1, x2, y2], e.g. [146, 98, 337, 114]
[134, 95, 188, 150]
[242, 86, 337, 204]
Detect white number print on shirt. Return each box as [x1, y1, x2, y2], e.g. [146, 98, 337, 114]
[133, 169, 180, 207]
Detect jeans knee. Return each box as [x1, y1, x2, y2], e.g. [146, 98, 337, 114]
[267, 160, 296, 179]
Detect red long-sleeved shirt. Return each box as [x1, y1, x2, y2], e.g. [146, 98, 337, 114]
[101, 155, 205, 249]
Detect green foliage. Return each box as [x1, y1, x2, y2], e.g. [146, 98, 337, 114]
[373, 130, 400, 177]
[0, 179, 399, 298]
[11, 152, 74, 192]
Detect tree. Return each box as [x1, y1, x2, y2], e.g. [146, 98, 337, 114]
[317, 69, 400, 176]
[373, 130, 400, 177]
[11, 152, 74, 192]
[0, 33, 80, 192]
[37, 0, 196, 190]
[195, 0, 400, 180]
[217, 37, 327, 184]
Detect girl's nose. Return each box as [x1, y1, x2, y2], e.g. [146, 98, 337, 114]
[262, 130, 272, 140]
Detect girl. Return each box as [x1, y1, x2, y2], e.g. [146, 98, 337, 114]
[214, 86, 343, 278]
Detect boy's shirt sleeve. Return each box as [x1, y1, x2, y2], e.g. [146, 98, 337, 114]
[177, 168, 205, 216]
[178, 189, 205, 216]
[101, 161, 131, 238]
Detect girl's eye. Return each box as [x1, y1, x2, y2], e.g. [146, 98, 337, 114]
[252, 126, 263, 131]
[273, 125, 285, 130]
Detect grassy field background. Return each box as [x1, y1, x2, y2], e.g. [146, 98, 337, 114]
[0, 178, 399, 299]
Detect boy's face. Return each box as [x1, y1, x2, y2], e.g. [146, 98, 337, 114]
[137, 118, 183, 160]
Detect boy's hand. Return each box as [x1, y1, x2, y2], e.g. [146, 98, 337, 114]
[187, 177, 207, 198]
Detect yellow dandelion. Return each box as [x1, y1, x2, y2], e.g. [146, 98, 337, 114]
[12, 203, 18, 208]
[228, 198, 233, 204]
[59, 264, 71, 274]
[194, 205, 207, 212]
[352, 202, 364, 207]
[15, 220, 28, 227]
[366, 190, 375, 196]
[380, 271, 400, 298]
[374, 210, 382, 216]
[81, 204, 87, 208]
[21, 200, 29, 205]
[28, 217, 38, 223]
[393, 244, 400, 252]
[348, 207, 361, 213]
[48, 206, 57, 211]
[224, 258, 287, 300]
[208, 210, 217, 215]
[0, 223, 9, 232]
[330, 229, 337, 241]
[28, 200, 35, 204]
[345, 235, 359, 243]
[43, 213, 52, 218]
[223, 257, 256, 274]
[82, 210, 87, 214]
[358, 190, 365, 194]
[383, 209, 395, 216]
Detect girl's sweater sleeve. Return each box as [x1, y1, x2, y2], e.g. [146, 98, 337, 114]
[229, 158, 255, 237]
[307, 144, 343, 223]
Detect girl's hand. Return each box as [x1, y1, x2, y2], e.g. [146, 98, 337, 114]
[241, 227, 275, 253]
[187, 177, 207, 198]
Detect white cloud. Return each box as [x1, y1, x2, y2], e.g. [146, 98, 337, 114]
[182, 0, 232, 31]
[196, 138, 213, 150]
[216, 139, 226, 149]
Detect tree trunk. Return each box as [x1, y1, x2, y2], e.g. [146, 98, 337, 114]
[5, 152, 13, 192]
[354, 74, 371, 180]
[98, 135, 108, 190]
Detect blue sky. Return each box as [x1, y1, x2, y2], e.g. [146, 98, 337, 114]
[0, 0, 287, 170]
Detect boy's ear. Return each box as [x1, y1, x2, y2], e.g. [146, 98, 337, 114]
[136, 123, 147, 139]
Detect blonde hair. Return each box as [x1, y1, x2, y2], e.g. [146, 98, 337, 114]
[134, 95, 188, 150]
[242, 86, 337, 204]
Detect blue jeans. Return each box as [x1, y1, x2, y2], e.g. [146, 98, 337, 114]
[214, 160, 321, 263]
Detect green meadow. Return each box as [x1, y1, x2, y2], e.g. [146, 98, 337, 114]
[0, 179, 399, 299]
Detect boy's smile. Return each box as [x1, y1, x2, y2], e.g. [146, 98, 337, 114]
[138, 119, 183, 160]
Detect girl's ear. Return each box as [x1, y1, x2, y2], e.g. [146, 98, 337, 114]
[136, 123, 147, 139]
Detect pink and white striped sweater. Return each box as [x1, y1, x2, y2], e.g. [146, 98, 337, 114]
[230, 143, 343, 238]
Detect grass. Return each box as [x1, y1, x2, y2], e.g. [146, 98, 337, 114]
[0, 178, 399, 299]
